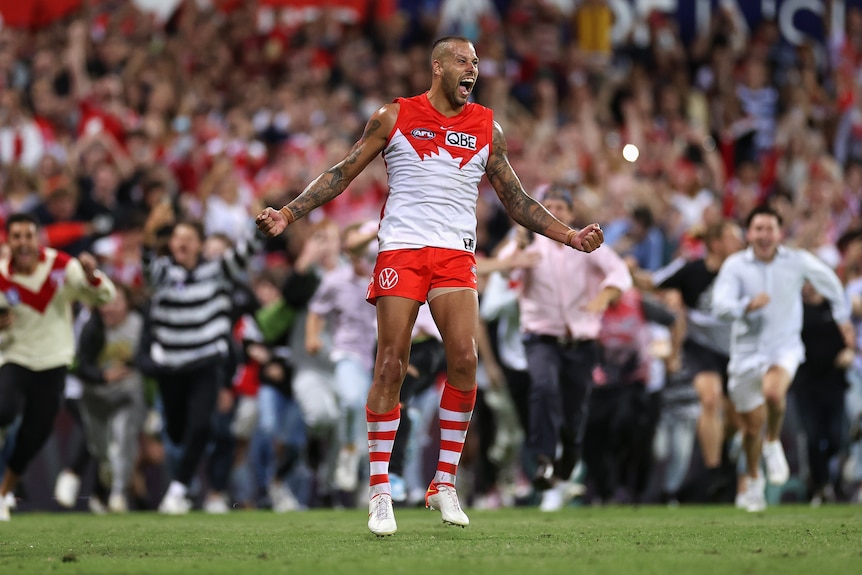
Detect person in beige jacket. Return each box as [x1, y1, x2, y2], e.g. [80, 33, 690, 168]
[0, 212, 116, 521]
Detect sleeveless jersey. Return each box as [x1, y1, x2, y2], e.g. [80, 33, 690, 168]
[379, 93, 494, 253]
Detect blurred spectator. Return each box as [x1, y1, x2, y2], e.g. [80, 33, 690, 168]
[139, 203, 261, 515]
[74, 285, 146, 513]
[304, 220, 378, 502]
[0, 213, 116, 521]
[584, 288, 676, 505]
[843, 249, 862, 503]
[712, 205, 853, 513]
[791, 282, 854, 506]
[284, 219, 341, 507]
[644, 219, 745, 500]
[0, 88, 47, 170]
[604, 204, 666, 271]
[497, 185, 631, 511]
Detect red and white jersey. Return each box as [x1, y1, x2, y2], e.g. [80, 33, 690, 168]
[0, 248, 116, 371]
[380, 94, 494, 253]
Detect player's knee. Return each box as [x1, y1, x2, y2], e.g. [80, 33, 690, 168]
[447, 348, 477, 381]
[376, 349, 407, 385]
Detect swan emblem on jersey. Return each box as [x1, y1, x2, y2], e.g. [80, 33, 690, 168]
[378, 268, 399, 290]
[400, 128, 484, 169]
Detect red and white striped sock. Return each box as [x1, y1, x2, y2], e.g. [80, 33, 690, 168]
[432, 382, 476, 486]
[367, 405, 400, 498]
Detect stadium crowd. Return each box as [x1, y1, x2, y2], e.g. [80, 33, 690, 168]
[2, 0, 862, 517]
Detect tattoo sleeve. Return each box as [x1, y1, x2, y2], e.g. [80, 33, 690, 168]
[285, 118, 384, 221]
[486, 122, 571, 244]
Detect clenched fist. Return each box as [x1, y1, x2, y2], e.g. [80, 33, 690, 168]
[78, 252, 99, 283]
[567, 224, 604, 253]
[256, 207, 295, 238]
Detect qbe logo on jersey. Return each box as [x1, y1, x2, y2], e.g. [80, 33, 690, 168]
[446, 131, 476, 150]
[378, 268, 399, 290]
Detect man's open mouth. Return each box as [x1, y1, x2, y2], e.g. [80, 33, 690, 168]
[458, 78, 474, 97]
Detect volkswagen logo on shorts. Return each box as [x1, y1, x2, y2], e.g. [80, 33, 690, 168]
[378, 268, 399, 289]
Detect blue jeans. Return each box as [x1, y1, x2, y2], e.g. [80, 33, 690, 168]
[256, 385, 306, 484]
[333, 354, 373, 447]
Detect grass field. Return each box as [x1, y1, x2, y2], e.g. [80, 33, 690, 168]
[1, 505, 861, 575]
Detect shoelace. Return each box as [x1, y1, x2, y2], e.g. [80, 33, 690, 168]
[371, 496, 391, 519]
[439, 486, 463, 512]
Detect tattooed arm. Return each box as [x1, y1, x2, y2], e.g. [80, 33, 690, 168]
[256, 104, 397, 237]
[485, 121, 603, 252]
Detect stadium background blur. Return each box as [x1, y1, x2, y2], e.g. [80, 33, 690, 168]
[2, 0, 862, 512]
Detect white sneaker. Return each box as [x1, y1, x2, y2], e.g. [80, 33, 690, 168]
[762, 440, 790, 486]
[269, 482, 300, 513]
[0, 492, 10, 521]
[539, 485, 563, 512]
[88, 497, 108, 515]
[108, 493, 128, 513]
[3, 492, 16, 511]
[368, 494, 397, 536]
[426, 483, 469, 527]
[54, 470, 81, 509]
[158, 491, 191, 515]
[539, 481, 582, 512]
[743, 475, 766, 513]
[334, 448, 360, 492]
[203, 493, 230, 514]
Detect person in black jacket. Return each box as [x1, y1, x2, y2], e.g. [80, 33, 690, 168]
[791, 282, 854, 505]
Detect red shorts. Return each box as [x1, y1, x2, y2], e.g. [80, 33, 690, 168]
[366, 247, 477, 304]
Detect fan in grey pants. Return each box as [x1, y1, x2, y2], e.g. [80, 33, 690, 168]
[75, 290, 146, 512]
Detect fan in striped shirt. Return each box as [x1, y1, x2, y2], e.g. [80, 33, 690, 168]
[141, 202, 262, 514]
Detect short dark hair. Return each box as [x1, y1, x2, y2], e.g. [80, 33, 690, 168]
[431, 36, 472, 59]
[745, 204, 782, 229]
[541, 184, 574, 207]
[631, 205, 654, 228]
[172, 219, 205, 242]
[5, 212, 40, 233]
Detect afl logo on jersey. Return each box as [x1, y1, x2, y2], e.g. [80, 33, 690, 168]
[378, 268, 399, 290]
[446, 131, 476, 150]
[411, 128, 436, 140]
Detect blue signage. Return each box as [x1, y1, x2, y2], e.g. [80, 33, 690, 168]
[610, 0, 862, 47]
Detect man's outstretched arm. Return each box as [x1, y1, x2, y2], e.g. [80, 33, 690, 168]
[256, 104, 397, 237]
[485, 121, 602, 252]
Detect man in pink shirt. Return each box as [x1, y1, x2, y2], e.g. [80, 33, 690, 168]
[498, 186, 632, 510]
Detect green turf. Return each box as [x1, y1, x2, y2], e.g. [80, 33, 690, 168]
[1, 505, 860, 575]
